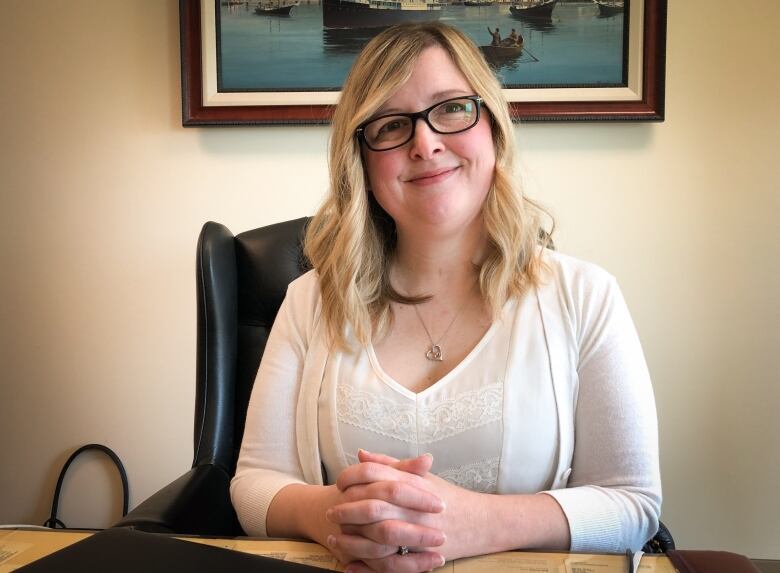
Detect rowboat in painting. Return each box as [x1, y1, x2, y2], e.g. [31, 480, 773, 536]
[322, 0, 442, 29]
[254, 0, 299, 15]
[481, 43, 523, 58]
[480, 43, 524, 68]
[508, 0, 557, 20]
[481, 29, 524, 67]
[593, 0, 624, 17]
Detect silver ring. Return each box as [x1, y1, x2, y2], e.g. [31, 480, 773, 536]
[397, 545, 409, 556]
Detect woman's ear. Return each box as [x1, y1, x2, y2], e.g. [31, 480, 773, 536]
[365, 167, 372, 191]
[361, 154, 372, 192]
[486, 107, 495, 126]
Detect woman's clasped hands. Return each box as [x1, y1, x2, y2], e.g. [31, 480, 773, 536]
[325, 450, 477, 573]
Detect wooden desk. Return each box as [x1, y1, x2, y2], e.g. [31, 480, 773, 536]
[0, 528, 678, 572]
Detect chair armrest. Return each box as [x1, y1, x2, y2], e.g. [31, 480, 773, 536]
[643, 520, 676, 553]
[112, 464, 243, 536]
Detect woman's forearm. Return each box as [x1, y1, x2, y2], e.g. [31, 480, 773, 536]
[482, 492, 570, 553]
[445, 489, 570, 559]
[266, 483, 339, 543]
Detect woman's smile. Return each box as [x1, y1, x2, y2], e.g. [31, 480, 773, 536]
[404, 165, 461, 186]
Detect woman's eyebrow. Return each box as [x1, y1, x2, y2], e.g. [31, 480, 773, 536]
[374, 90, 473, 117]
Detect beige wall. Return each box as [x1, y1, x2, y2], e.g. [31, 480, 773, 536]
[1, 0, 778, 559]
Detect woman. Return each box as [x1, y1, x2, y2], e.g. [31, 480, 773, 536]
[230, 22, 661, 573]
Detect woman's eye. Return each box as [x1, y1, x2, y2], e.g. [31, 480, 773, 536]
[378, 120, 403, 134]
[443, 102, 468, 114]
[374, 118, 408, 140]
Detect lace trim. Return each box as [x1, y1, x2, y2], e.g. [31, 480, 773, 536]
[437, 456, 499, 493]
[337, 382, 503, 445]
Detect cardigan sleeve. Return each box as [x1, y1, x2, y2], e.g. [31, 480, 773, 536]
[229, 271, 320, 537]
[543, 258, 662, 552]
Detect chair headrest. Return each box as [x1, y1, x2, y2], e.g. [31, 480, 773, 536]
[234, 217, 311, 327]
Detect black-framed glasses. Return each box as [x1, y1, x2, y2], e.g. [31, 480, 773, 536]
[356, 95, 484, 152]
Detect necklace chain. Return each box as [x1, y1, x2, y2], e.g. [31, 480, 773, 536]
[413, 297, 470, 362]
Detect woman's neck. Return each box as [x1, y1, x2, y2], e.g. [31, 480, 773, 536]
[391, 222, 488, 296]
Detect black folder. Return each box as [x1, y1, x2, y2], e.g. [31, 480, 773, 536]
[16, 527, 325, 572]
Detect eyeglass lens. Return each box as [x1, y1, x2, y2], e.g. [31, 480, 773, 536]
[362, 97, 480, 151]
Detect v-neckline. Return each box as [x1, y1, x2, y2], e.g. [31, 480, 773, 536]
[366, 299, 514, 399]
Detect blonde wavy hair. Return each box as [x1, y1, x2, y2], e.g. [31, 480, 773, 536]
[304, 21, 551, 350]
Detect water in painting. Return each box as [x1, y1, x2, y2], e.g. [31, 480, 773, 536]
[217, 0, 626, 92]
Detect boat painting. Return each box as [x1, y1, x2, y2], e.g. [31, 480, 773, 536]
[216, 0, 627, 91]
[186, 0, 672, 124]
[322, 0, 442, 29]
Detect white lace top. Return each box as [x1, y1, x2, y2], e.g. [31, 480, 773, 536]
[317, 298, 559, 494]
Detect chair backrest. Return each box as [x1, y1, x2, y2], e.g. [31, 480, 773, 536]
[193, 218, 310, 475]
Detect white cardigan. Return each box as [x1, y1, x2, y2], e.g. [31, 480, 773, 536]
[230, 250, 662, 552]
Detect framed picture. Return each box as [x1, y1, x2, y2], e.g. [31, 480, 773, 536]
[180, 0, 667, 125]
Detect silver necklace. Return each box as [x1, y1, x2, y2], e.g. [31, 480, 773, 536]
[413, 299, 469, 362]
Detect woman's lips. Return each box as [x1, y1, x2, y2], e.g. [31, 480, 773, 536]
[405, 166, 460, 186]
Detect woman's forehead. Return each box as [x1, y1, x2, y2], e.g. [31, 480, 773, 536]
[373, 46, 473, 115]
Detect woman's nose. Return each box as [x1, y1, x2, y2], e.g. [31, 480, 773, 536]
[408, 119, 444, 160]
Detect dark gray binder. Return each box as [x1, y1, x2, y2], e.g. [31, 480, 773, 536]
[16, 527, 324, 572]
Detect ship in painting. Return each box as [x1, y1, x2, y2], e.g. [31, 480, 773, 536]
[593, 0, 624, 17]
[463, 0, 495, 6]
[322, 0, 442, 29]
[508, 0, 557, 20]
[254, 0, 300, 15]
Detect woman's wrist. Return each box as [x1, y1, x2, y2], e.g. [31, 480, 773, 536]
[267, 483, 338, 543]
[439, 491, 570, 560]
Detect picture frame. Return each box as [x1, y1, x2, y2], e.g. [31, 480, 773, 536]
[180, 0, 667, 125]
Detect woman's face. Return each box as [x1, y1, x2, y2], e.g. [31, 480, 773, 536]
[363, 46, 496, 241]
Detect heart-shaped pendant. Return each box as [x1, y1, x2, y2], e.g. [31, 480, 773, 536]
[425, 345, 443, 361]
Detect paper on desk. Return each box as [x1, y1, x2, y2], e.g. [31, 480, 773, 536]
[181, 538, 678, 573]
[0, 530, 91, 573]
[632, 550, 646, 573]
[0, 541, 33, 571]
[458, 552, 564, 572]
[182, 537, 345, 571]
[456, 551, 677, 573]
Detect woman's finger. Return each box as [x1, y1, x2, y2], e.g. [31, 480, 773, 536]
[328, 496, 444, 527]
[341, 480, 445, 513]
[358, 450, 433, 478]
[339, 520, 446, 548]
[361, 552, 447, 573]
[337, 461, 430, 492]
[357, 449, 398, 464]
[327, 532, 396, 560]
[343, 561, 373, 573]
[328, 499, 405, 525]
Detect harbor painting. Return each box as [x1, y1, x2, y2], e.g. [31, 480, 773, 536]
[181, 0, 667, 123]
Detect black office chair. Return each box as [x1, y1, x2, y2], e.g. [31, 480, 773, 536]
[114, 218, 674, 552]
[115, 218, 311, 536]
